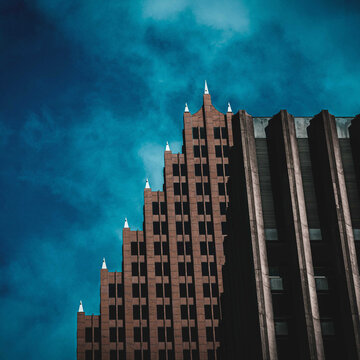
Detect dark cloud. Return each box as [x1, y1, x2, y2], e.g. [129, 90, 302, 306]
[1, 0, 359, 358]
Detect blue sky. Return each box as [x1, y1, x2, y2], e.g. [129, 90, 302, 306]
[1, 0, 359, 358]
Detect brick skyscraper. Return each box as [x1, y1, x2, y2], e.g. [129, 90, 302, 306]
[77, 82, 232, 360]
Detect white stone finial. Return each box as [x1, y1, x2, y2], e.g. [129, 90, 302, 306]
[184, 103, 189, 112]
[145, 179, 150, 189]
[78, 301, 84, 312]
[124, 218, 129, 228]
[204, 80, 209, 94]
[227, 102, 232, 113]
[102, 257, 107, 269]
[165, 141, 171, 151]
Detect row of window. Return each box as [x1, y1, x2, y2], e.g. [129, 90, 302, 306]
[173, 181, 229, 197]
[274, 319, 335, 337]
[153, 220, 227, 235]
[193, 145, 229, 158]
[172, 163, 229, 177]
[269, 274, 330, 292]
[192, 126, 228, 140]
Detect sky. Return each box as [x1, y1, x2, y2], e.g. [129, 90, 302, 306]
[0, 0, 359, 358]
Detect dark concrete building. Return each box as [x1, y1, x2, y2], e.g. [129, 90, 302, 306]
[77, 83, 233, 360]
[221, 110, 360, 359]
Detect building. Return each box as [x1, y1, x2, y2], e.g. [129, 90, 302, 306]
[221, 110, 360, 359]
[77, 82, 233, 360]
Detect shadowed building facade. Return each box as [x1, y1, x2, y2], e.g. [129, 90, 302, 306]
[221, 110, 360, 359]
[77, 83, 233, 360]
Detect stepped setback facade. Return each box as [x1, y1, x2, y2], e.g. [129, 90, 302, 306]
[77, 83, 360, 359]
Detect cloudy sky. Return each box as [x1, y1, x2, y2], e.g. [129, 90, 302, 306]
[1, 0, 359, 358]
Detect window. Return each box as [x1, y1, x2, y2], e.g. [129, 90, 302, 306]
[220, 202, 226, 215]
[164, 283, 171, 297]
[161, 222, 168, 234]
[200, 242, 207, 255]
[117, 284, 123, 297]
[217, 164, 223, 176]
[142, 305, 148, 319]
[175, 202, 182, 214]
[201, 145, 208, 157]
[225, 164, 229, 176]
[208, 350, 215, 360]
[132, 263, 139, 276]
[218, 183, 225, 195]
[180, 283, 187, 297]
[160, 202, 167, 214]
[176, 222, 183, 235]
[86, 350, 93, 360]
[208, 242, 215, 255]
[109, 305, 116, 320]
[192, 127, 199, 139]
[177, 242, 184, 255]
[199, 221, 206, 235]
[203, 283, 210, 297]
[221, 127, 228, 138]
[85, 327, 92, 342]
[196, 183, 203, 195]
[191, 327, 197, 342]
[210, 262, 216, 276]
[118, 305, 124, 320]
[153, 222, 160, 235]
[159, 350, 166, 360]
[201, 263, 209, 276]
[204, 183, 210, 195]
[214, 127, 220, 139]
[162, 242, 169, 255]
[269, 275, 284, 291]
[173, 164, 180, 176]
[200, 127, 205, 139]
[132, 284, 139, 297]
[135, 350, 142, 360]
[215, 327, 220, 341]
[165, 305, 172, 319]
[205, 202, 212, 214]
[155, 262, 162, 276]
[166, 327, 173, 341]
[141, 284, 147, 297]
[185, 242, 192, 255]
[157, 305, 164, 319]
[195, 164, 202, 176]
[94, 328, 100, 342]
[215, 145, 222, 157]
[139, 242, 145, 255]
[197, 202, 204, 214]
[189, 305, 196, 319]
[118, 350, 125, 359]
[174, 183, 180, 195]
[213, 305, 220, 319]
[309, 228, 322, 241]
[182, 183, 188, 195]
[211, 283, 218, 296]
[275, 321, 288, 336]
[203, 164, 209, 176]
[109, 284, 116, 298]
[178, 262, 185, 276]
[186, 262, 193, 275]
[158, 327, 165, 342]
[207, 222, 213, 234]
[156, 284, 163, 297]
[206, 327, 213, 341]
[183, 202, 189, 214]
[110, 327, 117, 342]
[131, 242, 138, 255]
[154, 242, 161, 255]
[223, 145, 229, 157]
[321, 319, 335, 336]
[118, 327, 125, 342]
[183, 350, 191, 359]
[221, 222, 227, 235]
[182, 327, 189, 342]
[134, 327, 141, 342]
[181, 305, 187, 319]
[181, 164, 187, 176]
[205, 306, 212, 319]
[184, 221, 190, 235]
[193, 145, 200, 157]
[152, 202, 159, 214]
[265, 228, 278, 241]
[94, 351, 100, 360]
[315, 276, 329, 291]
[188, 283, 195, 297]
[140, 262, 146, 276]
[354, 229, 360, 240]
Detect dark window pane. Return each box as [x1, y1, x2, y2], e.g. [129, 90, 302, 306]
[204, 183, 210, 195]
[181, 305, 188, 319]
[161, 221, 168, 234]
[159, 350, 166, 360]
[215, 327, 220, 341]
[200, 127, 205, 139]
[212, 283, 219, 296]
[196, 183, 203, 195]
[199, 221, 206, 235]
[154, 242, 161, 255]
[185, 242, 192, 255]
[208, 242, 215, 255]
[180, 283, 187, 297]
[158, 327, 165, 342]
[205, 202, 212, 214]
[167, 327, 173, 341]
[109, 284, 116, 298]
[109, 305, 116, 320]
[225, 164, 229, 176]
[118, 305, 124, 320]
[207, 222, 214, 234]
[165, 305, 172, 319]
[131, 242, 138, 255]
[215, 145, 222, 157]
[197, 202, 204, 214]
[94, 328, 100, 342]
[132, 263, 139, 276]
[133, 305, 140, 320]
[152, 202, 159, 214]
[223, 145, 229, 157]
[117, 284, 123, 297]
[175, 202, 182, 214]
[118, 327, 125, 342]
[141, 284, 147, 297]
[139, 242, 145, 255]
[193, 145, 200, 157]
[142, 305, 148, 319]
[221, 222, 227, 235]
[176, 222, 183, 235]
[217, 164, 224, 176]
[195, 164, 201, 176]
[174, 183, 180, 195]
[183, 202, 189, 214]
[210, 262, 217, 276]
[160, 202, 167, 214]
[182, 327, 189, 342]
[173, 164, 180, 176]
[182, 183, 188, 195]
[192, 127, 199, 139]
[85, 327, 92, 342]
[178, 263, 185, 276]
[153, 222, 160, 235]
[205, 305, 212, 319]
[214, 127, 220, 139]
[162, 242, 169, 255]
[140, 262, 146, 276]
[184, 221, 190, 235]
[156, 284, 163, 297]
[220, 202, 226, 215]
[164, 284, 171, 297]
[203, 164, 209, 176]
[221, 127, 228, 138]
[201, 145, 207, 157]
[86, 350, 93, 360]
[213, 305, 220, 319]
[132, 284, 139, 297]
[191, 327, 197, 342]
[110, 327, 117, 342]
[203, 283, 210, 297]
[181, 164, 187, 176]
[187, 262, 193, 276]
[200, 242, 207, 255]
[188, 283, 195, 297]
[206, 327, 213, 341]
[157, 305, 164, 319]
[218, 183, 225, 195]
[135, 349, 142, 359]
[189, 305, 196, 319]
[109, 351, 115, 360]
[155, 262, 162, 276]
[202, 263, 209, 276]
[142, 327, 149, 341]
[183, 350, 191, 359]
[177, 242, 184, 255]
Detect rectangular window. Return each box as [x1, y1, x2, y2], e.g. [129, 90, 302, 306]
[208, 242, 215, 255]
[211, 283, 218, 296]
[156, 284, 163, 297]
[158, 327, 165, 342]
[155, 262, 162, 276]
[94, 328, 100, 342]
[269, 276, 284, 291]
[134, 327, 141, 342]
[166, 327, 173, 341]
[192, 127, 199, 139]
[186, 262, 193, 276]
[196, 183, 203, 195]
[184, 221, 190, 235]
[275, 321, 288, 336]
[191, 327, 197, 342]
[354, 229, 360, 240]
[173, 164, 180, 176]
[139, 242, 145, 255]
[202, 263, 209, 276]
[154, 242, 161, 255]
[309, 228, 322, 241]
[203, 283, 210, 297]
[118, 305, 124, 320]
[153, 222, 160, 235]
[206, 327, 213, 341]
[213, 305, 220, 319]
[178, 262, 185, 276]
[165, 304, 172, 319]
[221, 222, 227, 235]
[188, 283, 195, 297]
[200, 242, 207, 255]
[200, 127, 206, 139]
[132, 263, 139, 276]
[135, 350, 141, 360]
[185, 242, 192, 255]
[221, 127, 228, 138]
[85, 350, 93, 360]
[175, 202, 182, 214]
[181, 164, 187, 176]
[223, 145, 229, 157]
[195, 164, 201, 176]
[220, 202, 226, 215]
[174, 183, 181, 195]
[182, 183, 188, 195]
[201, 145, 208, 157]
[109, 305, 116, 320]
[199, 221, 206, 235]
[204, 183, 210, 195]
[183, 202, 189, 214]
[321, 319, 335, 336]
[225, 164, 229, 176]
[205, 202, 212, 214]
[142, 305, 148, 319]
[193, 145, 200, 157]
[152, 202, 159, 214]
[161, 221, 168, 234]
[157, 305, 164, 319]
[132, 284, 139, 297]
[203, 164, 209, 176]
[133, 305, 140, 320]
[207, 222, 213, 234]
[197, 202, 204, 214]
[315, 276, 329, 291]
[215, 145, 222, 157]
[182, 327, 189, 342]
[217, 164, 223, 176]
[109, 284, 116, 298]
[164, 283, 171, 297]
[214, 127, 220, 139]
[140, 262, 146, 276]
[189, 305, 196, 319]
[85, 327, 92, 342]
[177, 242, 184, 255]
[181, 305, 188, 319]
[131, 242, 138, 255]
[176, 222, 183, 235]
[265, 228, 278, 241]
[117, 284, 123, 297]
[118, 327, 125, 342]
[204, 305, 211, 319]
[141, 284, 147, 297]
[162, 242, 169, 255]
[180, 283, 187, 297]
[160, 202, 167, 214]
[218, 183, 225, 195]
[110, 327, 117, 342]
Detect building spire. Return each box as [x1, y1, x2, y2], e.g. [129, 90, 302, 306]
[227, 102, 232, 113]
[124, 218, 129, 228]
[165, 141, 171, 151]
[184, 103, 189, 113]
[102, 257, 107, 269]
[145, 179, 150, 189]
[204, 80, 209, 94]
[78, 301, 84, 312]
